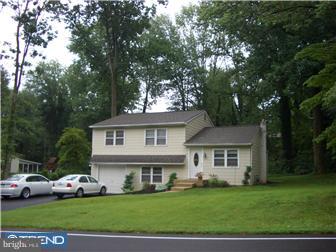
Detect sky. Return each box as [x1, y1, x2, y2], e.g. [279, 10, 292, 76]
[0, 0, 196, 112]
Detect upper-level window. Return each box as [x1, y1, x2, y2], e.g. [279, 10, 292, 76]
[105, 130, 124, 145]
[156, 129, 167, 145]
[145, 129, 155, 145]
[213, 149, 239, 168]
[145, 129, 167, 146]
[105, 131, 114, 145]
[115, 130, 124, 145]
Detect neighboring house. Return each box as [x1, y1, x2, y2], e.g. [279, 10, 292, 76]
[10, 157, 42, 174]
[90, 110, 267, 193]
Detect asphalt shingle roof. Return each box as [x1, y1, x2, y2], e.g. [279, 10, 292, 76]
[185, 125, 260, 146]
[91, 155, 185, 165]
[90, 110, 205, 128]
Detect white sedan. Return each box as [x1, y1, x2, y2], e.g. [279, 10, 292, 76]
[52, 174, 107, 199]
[0, 174, 53, 199]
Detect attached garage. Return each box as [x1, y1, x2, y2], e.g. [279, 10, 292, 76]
[97, 165, 126, 194]
[90, 155, 186, 194]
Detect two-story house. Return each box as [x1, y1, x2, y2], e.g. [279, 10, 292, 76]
[90, 110, 267, 193]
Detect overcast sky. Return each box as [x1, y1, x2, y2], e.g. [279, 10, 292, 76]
[0, 0, 196, 112]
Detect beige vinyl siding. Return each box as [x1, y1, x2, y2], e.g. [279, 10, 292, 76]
[126, 165, 186, 191]
[201, 146, 251, 185]
[92, 126, 187, 155]
[185, 112, 213, 141]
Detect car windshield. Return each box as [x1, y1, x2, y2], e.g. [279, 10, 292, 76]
[6, 175, 24, 181]
[59, 175, 78, 181]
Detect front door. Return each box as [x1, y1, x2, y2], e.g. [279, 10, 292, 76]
[189, 148, 203, 178]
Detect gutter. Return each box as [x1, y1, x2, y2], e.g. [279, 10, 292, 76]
[90, 162, 185, 166]
[184, 143, 252, 147]
[89, 122, 187, 129]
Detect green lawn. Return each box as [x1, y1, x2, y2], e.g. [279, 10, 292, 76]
[2, 174, 336, 234]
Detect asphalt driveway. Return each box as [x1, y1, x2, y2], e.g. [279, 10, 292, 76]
[1, 195, 57, 211]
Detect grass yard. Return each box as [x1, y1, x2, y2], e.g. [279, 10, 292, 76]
[1, 174, 336, 234]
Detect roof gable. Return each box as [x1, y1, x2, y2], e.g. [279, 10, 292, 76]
[90, 110, 206, 128]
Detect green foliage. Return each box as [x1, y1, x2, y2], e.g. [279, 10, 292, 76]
[242, 166, 252, 185]
[122, 172, 135, 193]
[165, 172, 177, 190]
[296, 42, 336, 160]
[141, 182, 156, 193]
[207, 174, 230, 188]
[26, 61, 71, 158]
[39, 169, 68, 181]
[66, 1, 157, 116]
[56, 128, 90, 173]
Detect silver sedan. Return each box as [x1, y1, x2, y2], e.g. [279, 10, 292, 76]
[0, 174, 53, 199]
[52, 174, 107, 198]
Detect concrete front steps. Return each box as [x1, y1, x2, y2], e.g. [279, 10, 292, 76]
[170, 179, 199, 192]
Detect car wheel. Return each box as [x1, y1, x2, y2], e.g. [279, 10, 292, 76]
[75, 188, 84, 198]
[56, 194, 64, 199]
[99, 186, 107, 196]
[21, 188, 30, 199]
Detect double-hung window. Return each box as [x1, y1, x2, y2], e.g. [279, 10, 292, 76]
[105, 131, 114, 145]
[115, 130, 124, 145]
[214, 150, 225, 167]
[141, 167, 163, 183]
[226, 150, 238, 167]
[145, 130, 155, 145]
[213, 149, 238, 168]
[145, 129, 167, 146]
[156, 129, 167, 145]
[105, 130, 124, 145]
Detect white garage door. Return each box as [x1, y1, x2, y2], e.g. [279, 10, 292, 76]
[98, 166, 126, 194]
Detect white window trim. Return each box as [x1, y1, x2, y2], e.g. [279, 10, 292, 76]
[105, 130, 114, 146]
[105, 129, 125, 146]
[144, 128, 168, 146]
[212, 149, 239, 168]
[140, 167, 164, 184]
[115, 129, 125, 145]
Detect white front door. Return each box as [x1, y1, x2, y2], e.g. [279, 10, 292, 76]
[189, 148, 203, 178]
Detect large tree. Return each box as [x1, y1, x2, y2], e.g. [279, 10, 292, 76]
[199, 1, 336, 172]
[66, 1, 156, 117]
[25, 61, 71, 159]
[1, 0, 64, 177]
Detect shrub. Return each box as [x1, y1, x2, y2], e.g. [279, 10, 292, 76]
[208, 175, 230, 188]
[166, 172, 177, 190]
[242, 166, 252, 185]
[122, 172, 135, 193]
[39, 169, 68, 181]
[142, 182, 156, 193]
[155, 184, 167, 192]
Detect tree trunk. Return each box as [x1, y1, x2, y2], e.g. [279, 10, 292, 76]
[279, 88, 293, 172]
[142, 85, 149, 113]
[313, 105, 326, 173]
[3, 89, 18, 178]
[215, 95, 221, 126]
[111, 58, 117, 117]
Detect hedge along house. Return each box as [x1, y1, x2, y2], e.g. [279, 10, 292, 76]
[90, 110, 267, 193]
